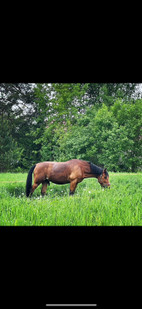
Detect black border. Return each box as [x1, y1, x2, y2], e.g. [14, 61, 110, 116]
[1, 47, 142, 83]
[1, 226, 142, 308]
[1, 53, 142, 308]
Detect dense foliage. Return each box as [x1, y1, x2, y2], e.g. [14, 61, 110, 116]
[0, 83, 142, 172]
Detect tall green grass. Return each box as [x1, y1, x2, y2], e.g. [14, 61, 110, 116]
[0, 172, 142, 226]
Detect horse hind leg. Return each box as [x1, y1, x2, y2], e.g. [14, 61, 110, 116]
[41, 179, 50, 197]
[30, 182, 39, 196]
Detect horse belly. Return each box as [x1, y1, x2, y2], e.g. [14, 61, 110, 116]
[49, 164, 70, 184]
[49, 173, 70, 185]
[50, 178, 70, 185]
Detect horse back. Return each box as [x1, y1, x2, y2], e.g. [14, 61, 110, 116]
[34, 160, 87, 184]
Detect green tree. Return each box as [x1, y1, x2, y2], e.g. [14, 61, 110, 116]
[43, 101, 142, 172]
[111, 99, 142, 171]
[0, 83, 36, 170]
[40, 83, 90, 161]
[0, 119, 21, 171]
[0, 83, 141, 172]
[50, 83, 89, 122]
[86, 83, 141, 107]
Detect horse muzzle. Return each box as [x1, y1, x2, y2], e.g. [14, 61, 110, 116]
[102, 183, 110, 188]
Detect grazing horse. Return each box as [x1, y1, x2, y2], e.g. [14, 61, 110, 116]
[26, 159, 110, 197]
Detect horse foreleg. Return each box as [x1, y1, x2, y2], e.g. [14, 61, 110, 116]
[69, 179, 78, 196]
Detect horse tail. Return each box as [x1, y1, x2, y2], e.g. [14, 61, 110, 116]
[26, 164, 36, 197]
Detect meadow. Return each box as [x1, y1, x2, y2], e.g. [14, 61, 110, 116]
[0, 172, 142, 226]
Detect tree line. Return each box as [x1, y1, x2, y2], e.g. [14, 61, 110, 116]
[0, 83, 142, 172]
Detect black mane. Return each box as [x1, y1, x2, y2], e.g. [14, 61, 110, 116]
[89, 162, 103, 176]
[89, 162, 109, 177]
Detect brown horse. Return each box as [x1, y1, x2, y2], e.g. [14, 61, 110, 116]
[26, 159, 110, 197]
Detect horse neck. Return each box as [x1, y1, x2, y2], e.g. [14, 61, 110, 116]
[84, 162, 103, 179]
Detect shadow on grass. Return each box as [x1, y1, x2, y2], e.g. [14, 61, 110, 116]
[5, 183, 26, 197]
[4, 183, 70, 198]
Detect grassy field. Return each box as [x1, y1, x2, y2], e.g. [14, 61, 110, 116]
[0, 172, 142, 226]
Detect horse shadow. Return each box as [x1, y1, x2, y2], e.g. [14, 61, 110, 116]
[6, 183, 26, 197]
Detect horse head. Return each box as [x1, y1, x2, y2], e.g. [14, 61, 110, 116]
[98, 168, 110, 188]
